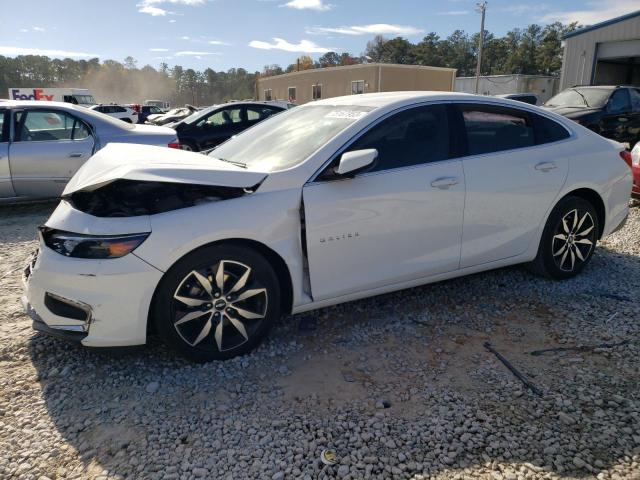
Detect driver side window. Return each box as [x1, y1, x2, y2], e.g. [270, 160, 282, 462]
[200, 107, 243, 127]
[15, 110, 91, 142]
[608, 89, 631, 114]
[342, 104, 450, 174]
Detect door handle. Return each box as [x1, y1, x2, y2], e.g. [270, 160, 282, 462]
[535, 162, 557, 172]
[430, 177, 459, 189]
[69, 152, 84, 158]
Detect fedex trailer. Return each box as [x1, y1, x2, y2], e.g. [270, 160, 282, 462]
[8, 88, 96, 106]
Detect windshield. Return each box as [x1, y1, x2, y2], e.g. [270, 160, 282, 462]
[545, 88, 611, 108]
[74, 95, 95, 105]
[208, 105, 374, 172]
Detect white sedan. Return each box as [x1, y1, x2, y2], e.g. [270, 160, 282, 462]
[23, 92, 632, 361]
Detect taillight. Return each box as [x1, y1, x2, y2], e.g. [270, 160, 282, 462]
[168, 142, 181, 149]
[632, 143, 640, 167]
[620, 150, 632, 168]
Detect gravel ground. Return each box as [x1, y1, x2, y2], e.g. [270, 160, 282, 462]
[0, 200, 639, 480]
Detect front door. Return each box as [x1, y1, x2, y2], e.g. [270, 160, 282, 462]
[455, 104, 570, 268]
[303, 104, 465, 301]
[602, 88, 636, 145]
[9, 108, 94, 198]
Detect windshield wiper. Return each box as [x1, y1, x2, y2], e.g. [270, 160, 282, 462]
[212, 156, 247, 169]
[573, 90, 590, 107]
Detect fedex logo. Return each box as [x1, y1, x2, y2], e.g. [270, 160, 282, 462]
[11, 89, 54, 101]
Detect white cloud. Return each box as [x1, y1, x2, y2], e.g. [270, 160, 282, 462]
[249, 38, 332, 53]
[208, 40, 230, 45]
[32, 26, 46, 32]
[149, 48, 170, 51]
[169, 19, 177, 22]
[175, 50, 219, 56]
[307, 23, 424, 36]
[180, 35, 190, 40]
[281, 0, 331, 11]
[139, 5, 168, 15]
[137, 0, 205, 16]
[19, 28, 28, 33]
[0, 46, 99, 58]
[437, 10, 470, 15]
[501, 4, 550, 16]
[540, 0, 638, 25]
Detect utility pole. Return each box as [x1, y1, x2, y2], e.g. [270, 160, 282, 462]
[474, 1, 487, 94]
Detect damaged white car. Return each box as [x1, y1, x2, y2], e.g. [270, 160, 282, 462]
[23, 92, 632, 361]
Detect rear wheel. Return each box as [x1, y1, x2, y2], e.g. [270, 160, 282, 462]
[122, 118, 132, 123]
[153, 245, 281, 362]
[529, 196, 599, 279]
[180, 141, 197, 152]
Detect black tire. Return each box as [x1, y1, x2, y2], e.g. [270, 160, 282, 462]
[529, 196, 599, 280]
[180, 140, 198, 152]
[152, 244, 281, 362]
[122, 118, 132, 123]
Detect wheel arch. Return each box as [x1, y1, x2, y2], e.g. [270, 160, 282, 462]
[560, 188, 606, 238]
[146, 237, 294, 336]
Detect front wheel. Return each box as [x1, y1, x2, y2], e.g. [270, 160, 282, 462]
[529, 196, 599, 280]
[152, 245, 281, 362]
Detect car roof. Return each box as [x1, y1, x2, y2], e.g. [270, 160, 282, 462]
[310, 91, 476, 108]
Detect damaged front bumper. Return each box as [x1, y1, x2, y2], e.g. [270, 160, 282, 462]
[22, 202, 165, 347]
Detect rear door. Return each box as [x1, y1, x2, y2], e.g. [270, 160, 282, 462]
[455, 103, 570, 268]
[8, 108, 95, 198]
[0, 108, 14, 199]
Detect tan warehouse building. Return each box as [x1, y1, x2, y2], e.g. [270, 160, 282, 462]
[256, 63, 457, 104]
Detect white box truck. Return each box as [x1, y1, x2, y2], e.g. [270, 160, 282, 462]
[8, 88, 96, 106]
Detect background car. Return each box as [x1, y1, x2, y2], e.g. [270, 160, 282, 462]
[543, 85, 640, 146]
[146, 105, 198, 126]
[0, 100, 179, 202]
[89, 104, 138, 123]
[24, 92, 631, 362]
[495, 93, 539, 105]
[173, 101, 291, 151]
[137, 105, 165, 124]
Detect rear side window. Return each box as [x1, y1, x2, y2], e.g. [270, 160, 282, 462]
[533, 114, 570, 145]
[344, 104, 450, 173]
[460, 105, 534, 155]
[247, 106, 281, 121]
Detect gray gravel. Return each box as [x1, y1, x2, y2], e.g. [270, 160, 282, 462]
[0, 200, 639, 480]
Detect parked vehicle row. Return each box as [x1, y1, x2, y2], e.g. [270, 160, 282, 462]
[22, 92, 632, 362]
[0, 100, 179, 201]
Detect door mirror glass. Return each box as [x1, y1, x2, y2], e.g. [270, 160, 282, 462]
[336, 149, 378, 176]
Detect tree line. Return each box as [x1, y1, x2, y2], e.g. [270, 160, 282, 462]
[0, 22, 576, 106]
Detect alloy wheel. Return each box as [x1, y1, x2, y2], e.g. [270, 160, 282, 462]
[551, 209, 595, 272]
[171, 260, 268, 352]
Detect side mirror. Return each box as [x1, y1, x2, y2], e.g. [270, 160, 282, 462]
[335, 149, 378, 176]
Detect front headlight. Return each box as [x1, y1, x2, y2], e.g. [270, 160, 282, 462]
[41, 229, 149, 259]
[632, 143, 640, 167]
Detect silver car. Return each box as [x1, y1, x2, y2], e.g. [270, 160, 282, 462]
[0, 100, 179, 202]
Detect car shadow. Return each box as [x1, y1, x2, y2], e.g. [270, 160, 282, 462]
[23, 203, 640, 479]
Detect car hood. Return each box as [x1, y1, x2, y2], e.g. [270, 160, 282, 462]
[63, 143, 268, 194]
[542, 105, 601, 117]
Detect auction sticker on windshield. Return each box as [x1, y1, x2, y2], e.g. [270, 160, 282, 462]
[325, 110, 369, 119]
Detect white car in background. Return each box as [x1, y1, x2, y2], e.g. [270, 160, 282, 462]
[89, 104, 138, 123]
[23, 92, 632, 361]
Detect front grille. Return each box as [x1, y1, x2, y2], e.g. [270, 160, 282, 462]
[23, 249, 39, 282]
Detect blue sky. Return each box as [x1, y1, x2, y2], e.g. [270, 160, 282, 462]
[0, 0, 638, 72]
